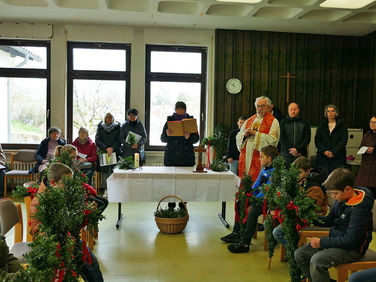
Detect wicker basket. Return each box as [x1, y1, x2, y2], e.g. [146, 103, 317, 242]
[155, 195, 189, 234]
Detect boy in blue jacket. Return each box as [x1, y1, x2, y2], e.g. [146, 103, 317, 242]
[295, 168, 374, 282]
[223, 145, 278, 253]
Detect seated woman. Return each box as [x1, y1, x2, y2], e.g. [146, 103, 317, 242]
[120, 108, 147, 165]
[33, 127, 66, 174]
[355, 115, 376, 198]
[160, 101, 199, 166]
[72, 127, 98, 185]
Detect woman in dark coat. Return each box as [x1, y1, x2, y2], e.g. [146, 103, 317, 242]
[315, 104, 348, 175]
[95, 112, 121, 159]
[33, 127, 66, 173]
[161, 101, 199, 166]
[355, 115, 376, 197]
[120, 108, 147, 164]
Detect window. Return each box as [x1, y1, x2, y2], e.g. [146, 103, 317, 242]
[67, 42, 130, 142]
[0, 40, 50, 149]
[145, 45, 207, 149]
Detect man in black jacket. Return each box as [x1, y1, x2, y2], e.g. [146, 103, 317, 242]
[280, 102, 311, 164]
[295, 168, 374, 282]
[227, 116, 247, 175]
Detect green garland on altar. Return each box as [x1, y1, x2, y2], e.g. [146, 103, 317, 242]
[262, 156, 319, 282]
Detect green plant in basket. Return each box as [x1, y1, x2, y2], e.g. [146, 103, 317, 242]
[117, 156, 135, 170]
[154, 206, 187, 218]
[13, 182, 39, 199]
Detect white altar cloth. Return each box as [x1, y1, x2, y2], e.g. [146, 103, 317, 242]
[107, 166, 240, 203]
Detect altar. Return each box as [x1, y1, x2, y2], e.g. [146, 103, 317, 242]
[107, 166, 240, 228]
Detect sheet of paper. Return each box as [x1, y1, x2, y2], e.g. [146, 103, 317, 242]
[357, 146, 368, 155]
[78, 152, 87, 159]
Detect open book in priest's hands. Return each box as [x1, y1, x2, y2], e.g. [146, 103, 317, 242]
[167, 118, 198, 137]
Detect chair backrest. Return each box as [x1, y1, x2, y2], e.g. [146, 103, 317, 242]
[0, 199, 20, 235]
[13, 150, 36, 163]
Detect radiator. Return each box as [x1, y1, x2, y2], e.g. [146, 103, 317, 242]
[5, 160, 35, 186]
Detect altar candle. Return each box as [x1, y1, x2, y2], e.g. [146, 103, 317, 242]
[134, 153, 139, 168]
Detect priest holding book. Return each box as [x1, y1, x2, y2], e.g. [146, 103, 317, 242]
[120, 108, 147, 165]
[161, 101, 199, 166]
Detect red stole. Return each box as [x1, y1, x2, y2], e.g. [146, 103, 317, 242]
[238, 112, 275, 181]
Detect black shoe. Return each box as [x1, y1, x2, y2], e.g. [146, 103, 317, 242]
[257, 223, 265, 231]
[220, 232, 240, 243]
[227, 242, 250, 253]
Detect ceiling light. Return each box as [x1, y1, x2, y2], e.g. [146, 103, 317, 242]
[320, 0, 376, 9]
[216, 0, 262, 3]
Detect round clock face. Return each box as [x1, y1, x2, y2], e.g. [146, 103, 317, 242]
[226, 78, 242, 94]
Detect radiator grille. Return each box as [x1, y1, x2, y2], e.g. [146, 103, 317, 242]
[5, 160, 35, 186]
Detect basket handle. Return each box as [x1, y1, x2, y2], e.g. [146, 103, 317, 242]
[156, 195, 189, 217]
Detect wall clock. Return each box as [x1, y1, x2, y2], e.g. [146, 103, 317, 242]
[226, 78, 242, 94]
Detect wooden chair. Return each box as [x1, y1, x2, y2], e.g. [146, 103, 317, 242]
[0, 198, 30, 263]
[4, 150, 36, 197]
[24, 196, 33, 242]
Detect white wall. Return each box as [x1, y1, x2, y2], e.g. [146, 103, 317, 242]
[1, 22, 215, 160]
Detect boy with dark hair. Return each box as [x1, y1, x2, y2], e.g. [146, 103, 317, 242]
[273, 156, 328, 246]
[222, 145, 278, 253]
[294, 168, 374, 282]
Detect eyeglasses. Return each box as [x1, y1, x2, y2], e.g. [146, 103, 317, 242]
[370, 121, 376, 124]
[256, 104, 267, 108]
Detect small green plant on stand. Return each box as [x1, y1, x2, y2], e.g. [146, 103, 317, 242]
[210, 159, 228, 172]
[154, 206, 187, 218]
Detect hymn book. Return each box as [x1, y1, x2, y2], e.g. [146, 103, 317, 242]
[167, 118, 198, 136]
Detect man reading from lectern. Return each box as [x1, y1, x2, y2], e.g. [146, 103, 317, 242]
[236, 96, 280, 181]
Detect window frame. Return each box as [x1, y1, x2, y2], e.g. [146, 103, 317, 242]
[145, 44, 207, 151]
[0, 39, 51, 150]
[67, 41, 131, 143]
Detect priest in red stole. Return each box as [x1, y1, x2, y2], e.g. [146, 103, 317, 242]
[236, 96, 280, 181]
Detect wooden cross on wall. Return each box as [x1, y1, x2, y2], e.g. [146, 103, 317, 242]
[280, 72, 296, 104]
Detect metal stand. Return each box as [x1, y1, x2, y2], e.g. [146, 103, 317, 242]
[116, 202, 122, 229]
[218, 201, 229, 228]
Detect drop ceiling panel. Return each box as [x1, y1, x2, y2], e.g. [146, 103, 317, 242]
[0, 0, 376, 36]
[206, 4, 253, 17]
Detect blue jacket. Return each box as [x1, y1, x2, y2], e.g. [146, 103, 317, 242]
[252, 166, 274, 198]
[316, 187, 374, 255]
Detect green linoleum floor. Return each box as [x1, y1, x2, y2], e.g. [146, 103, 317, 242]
[8, 199, 376, 281]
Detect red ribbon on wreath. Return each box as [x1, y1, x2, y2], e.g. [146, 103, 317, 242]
[54, 243, 66, 282]
[286, 201, 309, 232]
[242, 193, 253, 224]
[81, 209, 93, 228]
[82, 240, 92, 265]
[206, 140, 211, 169]
[27, 186, 38, 199]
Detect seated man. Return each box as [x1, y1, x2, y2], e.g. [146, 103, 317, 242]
[294, 168, 374, 282]
[272, 156, 328, 246]
[221, 145, 278, 253]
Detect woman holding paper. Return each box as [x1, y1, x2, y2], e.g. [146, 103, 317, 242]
[160, 101, 199, 166]
[120, 108, 147, 164]
[95, 112, 121, 159]
[72, 127, 98, 185]
[355, 115, 376, 197]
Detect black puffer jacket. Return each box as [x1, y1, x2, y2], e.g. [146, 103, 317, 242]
[280, 116, 311, 163]
[315, 117, 348, 174]
[160, 114, 199, 166]
[95, 121, 121, 156]
[227, 128, 240, 160]
[316, 187, 374, 255]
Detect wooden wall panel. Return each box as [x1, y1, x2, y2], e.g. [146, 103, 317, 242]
[214, 29, 376, 133]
